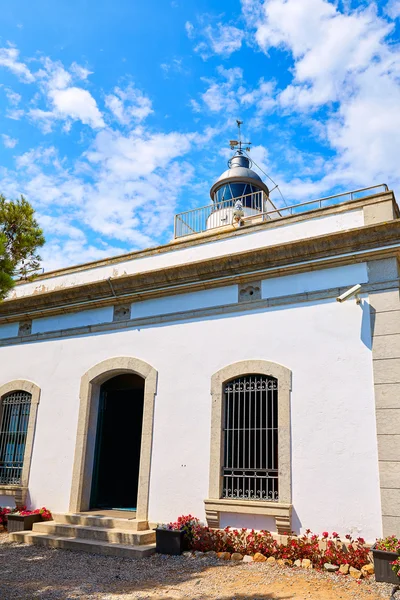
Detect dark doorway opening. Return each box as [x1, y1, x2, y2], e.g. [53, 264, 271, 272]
[90, 374, 144, 510]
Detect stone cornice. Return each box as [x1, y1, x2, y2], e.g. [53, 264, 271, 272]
[12, 191, 397, 284]
[1, 219, 400, 323]
[1, 278, 398, 347]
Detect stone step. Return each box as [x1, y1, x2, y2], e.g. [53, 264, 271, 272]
[33, 521, 155, 545]
[9, 531, 155, 558]
[52, 513, 147, 531]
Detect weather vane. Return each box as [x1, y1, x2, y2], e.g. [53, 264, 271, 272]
[229, 120, 252, 153]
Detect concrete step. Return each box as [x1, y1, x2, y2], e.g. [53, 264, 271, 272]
[52, 512, 147, 531]
[9, 531, 155, 558]
[33, 521, 155, 545]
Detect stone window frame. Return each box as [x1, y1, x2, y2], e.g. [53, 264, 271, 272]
[205, 360, 292, 534]
[69, 357, 157, 527]
[0, 379, 41, 505]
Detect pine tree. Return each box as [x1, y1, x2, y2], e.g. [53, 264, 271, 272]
[0, 195, 45, 300]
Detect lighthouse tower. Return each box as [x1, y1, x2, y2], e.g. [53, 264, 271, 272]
[207, 122, 277, 230]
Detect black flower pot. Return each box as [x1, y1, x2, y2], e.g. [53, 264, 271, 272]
[155, 528, 185, 555]
[372, 544, 399, 584]
[7, 514, 42, 532]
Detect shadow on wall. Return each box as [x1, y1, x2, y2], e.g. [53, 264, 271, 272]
[360, 300, 374, 350]
[291, 506, 302, 535]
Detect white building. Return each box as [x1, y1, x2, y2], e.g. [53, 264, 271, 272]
[1, 147, 400, 551]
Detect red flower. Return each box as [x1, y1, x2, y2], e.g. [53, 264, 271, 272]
[357, 537, 365, 545]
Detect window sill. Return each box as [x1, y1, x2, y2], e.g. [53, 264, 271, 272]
[0, 485, 27, 504]
[204, 498, 292, 534]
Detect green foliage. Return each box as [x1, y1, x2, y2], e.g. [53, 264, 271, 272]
[0, 194, 45, 300]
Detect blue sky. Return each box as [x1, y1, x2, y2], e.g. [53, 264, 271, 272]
[0, 0, 399, 270]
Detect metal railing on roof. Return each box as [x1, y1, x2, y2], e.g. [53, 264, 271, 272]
[173, 184, 389, 239]
[174, 190, 267, 238]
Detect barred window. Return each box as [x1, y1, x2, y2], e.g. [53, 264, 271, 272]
[222, 374, 278, 502]
[0, 391, 32, 485]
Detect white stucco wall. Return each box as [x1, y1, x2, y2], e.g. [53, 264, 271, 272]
[0, 279, 382, 540]
[10, 208, 363, 300]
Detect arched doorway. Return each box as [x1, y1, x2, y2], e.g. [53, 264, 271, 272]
[90, 373, 144, 510]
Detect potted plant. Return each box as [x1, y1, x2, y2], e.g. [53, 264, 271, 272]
[155, 515, 200, 555]
[7, 507, 52, 533]
[155, 524, 186, 555]
[372, 536, 400, 584]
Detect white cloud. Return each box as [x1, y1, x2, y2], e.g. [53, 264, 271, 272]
[79, 127, 196, 245]
[190, 22, 245, 60]
[40, 239, 125, 272]
[70, 62, 93, 80]
[189, 99, 201, 113]
[242, 0, 400, 189]
[240, 0, 264, 27]
[38, 214, 86, 240]
[195, 66, 275, 121]
[201, 66, 244, 113]
[0, 44, 227, 270]
[4, 87, 21, 105]
[160, 58, 188, 77]
[1, 134, 18, 148]
[240, 79, 276, 121]
[6, 108, 24, 120]
[105, 84, 153, 124]
[249, 0, 392, 109]
[386, 0, 400, 19]
[246, 143, 270, 173]
[185, 21, 195, 39]
[1, 121, 212, 269]
[86, 129, 194, 178]
[206, 24, 245, 57]
[18, 56, 106, 131]
[28, 108, 56, 133]
[327, 65, 400, 183]
[15, 146, 63, 175]
[49, 87, 105, 129]
[0, 46, 35, 82]
[38, 58, 72, 90]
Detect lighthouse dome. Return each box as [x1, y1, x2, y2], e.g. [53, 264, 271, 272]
[209, 151, 269, 207]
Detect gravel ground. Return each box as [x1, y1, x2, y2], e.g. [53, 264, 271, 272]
[0, 532, 397, 600]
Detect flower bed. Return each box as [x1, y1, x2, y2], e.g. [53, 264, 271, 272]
[18, 507, 52, 521]
[158, 515, 374, 578]
[191, 526, 370, 570]
[0, 506, 52, 532]
[373, 536, 400, 583]
[7, 513, 43, 533]
[156, 515, 199, 555]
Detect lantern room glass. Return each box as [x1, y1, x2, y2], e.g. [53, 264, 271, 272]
[213, 183, 263, 210]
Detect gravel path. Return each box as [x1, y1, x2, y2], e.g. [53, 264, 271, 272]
[0, 532, 396, 600]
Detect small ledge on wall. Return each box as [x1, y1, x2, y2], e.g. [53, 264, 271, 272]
[0, 485, 27, 506]
[204, 498, 292, 535]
